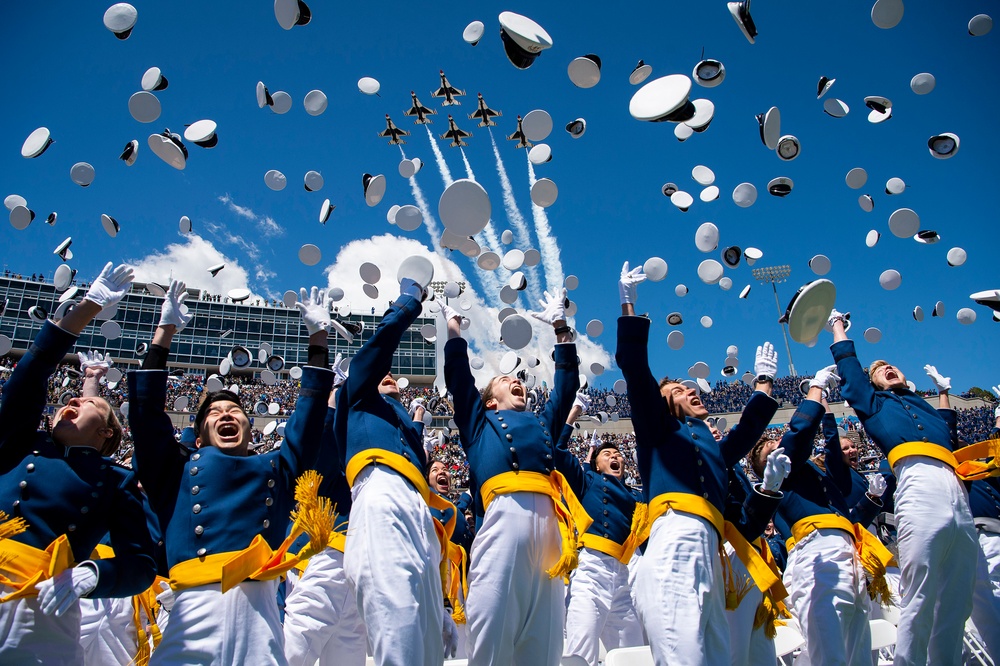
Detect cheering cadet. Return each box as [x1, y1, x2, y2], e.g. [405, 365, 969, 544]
[829, 311, 977, 665]
[427, 458, 470, 659]
[442, 288, 586, 666]
[336, 276, 451, 666]
[615, 261, 780, 665]
[0, 262, 155, 664]
[556, 393, 645, 666]
[750, 368, 886, 665]
[127, 282, 333, 665]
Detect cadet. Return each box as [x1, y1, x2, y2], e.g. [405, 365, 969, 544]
[0, 262, 155, 664]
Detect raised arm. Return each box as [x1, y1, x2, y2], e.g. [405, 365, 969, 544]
[341, 283, 423, 404]
[0, 262, 133, 454]
[780, 385, 827, 470]
[551, 391, 593, 498]
[530, 288, 580, 433]
[279, 286, 335, 485]
[828, 310, 878, 419]
[128, 280, 193, 515]
[719, 344, 780, 465]
[615, 262, 673, 443]
[925, 365, 958, 447]
[78, 351, 112, 398]
[441, 304, 488, 446]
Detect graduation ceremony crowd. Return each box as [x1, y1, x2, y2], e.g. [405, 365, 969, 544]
[3, 260, 1000, 666]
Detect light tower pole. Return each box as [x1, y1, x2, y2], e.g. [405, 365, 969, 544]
[752, 264, 796, 377]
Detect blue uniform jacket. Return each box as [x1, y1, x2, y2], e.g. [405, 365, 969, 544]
[554, 424, 643, 545]
[773, 400, 880, 537]
[0, 321, 155, 598]
[616, 316, 774, 516]
[127, 365, 332, 569]
[334, 296, 426, 480]
[316, 406, 350, 533]
[444, 337, 579, 507]
[726, 466, 783, 543]
[821, 413, 881, 528]
[430, 493, 474, 553]
[832, 340, 955, 455]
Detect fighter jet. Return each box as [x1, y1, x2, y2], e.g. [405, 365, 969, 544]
[404, 91, 437, 124]
[378, 115, 410, 145]
[506, 115, 532, 149]
[439, 115, 472, 147]
[431, 70, 466, 106]
[468, 93, 502, 127]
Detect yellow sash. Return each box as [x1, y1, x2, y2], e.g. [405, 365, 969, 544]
[579, 501, 649, 566]
[480, 470, 592, 579]
[0, 535, 75, 602]
[887, 440, 1000, 481]
[749, 538, 792, 639]
[445, 542, 468, 624]
[787, 514, 895, 607]
[723, 524, 788, 602]
[167, 532, 303, 593]
[633, 492, 725, 544]
[346, 449, 457, 594]
[291, 531, 347, 575]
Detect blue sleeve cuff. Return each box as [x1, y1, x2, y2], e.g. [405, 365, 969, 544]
[830, 340, 858, 363]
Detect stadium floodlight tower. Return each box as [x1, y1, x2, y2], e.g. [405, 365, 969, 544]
[751, 264, 796, 377]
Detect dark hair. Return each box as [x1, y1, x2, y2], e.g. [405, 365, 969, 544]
[194, 390, 245, 435]
[658, 377, 681, 417]
[749, 434, 774, 477]
[590, 442, 621, 472]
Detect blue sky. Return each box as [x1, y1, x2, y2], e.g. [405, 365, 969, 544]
[2, 1, 998, 391]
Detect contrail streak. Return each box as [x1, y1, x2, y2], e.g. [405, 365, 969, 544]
[426, 125, 453, 188]
[491, 130, 542, 302]
[399, 145, 441, 254]
[459, 148, 504, 300]
[526, 157, 565, 295]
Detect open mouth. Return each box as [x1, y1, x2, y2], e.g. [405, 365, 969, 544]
[883, 369, 898, 382]
[435, 473, 449, 487]
[510, 383, 524, 398]
[59, 407, 79, 421]
[609, 460, 621, 472]
[217, 422, 241, 439]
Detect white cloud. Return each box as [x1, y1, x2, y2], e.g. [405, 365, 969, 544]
[323, 234, 612, 388]
[217, 194, 285, 238]
[127, 234, 265, 302]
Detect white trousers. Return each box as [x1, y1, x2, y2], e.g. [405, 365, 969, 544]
[344, 465, 442, 666]
[0, 588, 83, 664]
[563, 547, 644, 665]
[633, 510, 729, 666]
[783, 528, 871, 666]
[467, 492, 564, 666]
[970, 529, 1000, 661]
[893, 457, 977, 665]
[723, 543, 777, 666]
[283, 547, 367, 666]
[151, 579, 285, 665]
[80, 597, 139, 665]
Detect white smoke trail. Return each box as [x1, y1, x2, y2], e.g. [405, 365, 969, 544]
[491, 130, 543, 303]
[399, 145, 442, 255]
[426, 125, 453, 188]
[459, 148, 504, 299]
[526, 157, 565, 295]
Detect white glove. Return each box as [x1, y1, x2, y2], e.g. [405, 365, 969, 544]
[530, 288, 567, 326]
[295, 287, 332, 335]
[827, 308, 849, 328]
[36, 564, 98, 616]
[84, 262, 134, 308]
[399, 277, 425, 302]
[923, 365, 951, 393]
[439, 303, 461, 323]
[331, 353, 348, 387]
[993, 385, 1000, 399]
[591, 429, 601, 447]
[159, 280, 193, 331]
[442, 607, 459, 659]
[572, 390, 591, 412]
[867, 474, 887, 498]
[754, 342, 778, 379]
[408, 397, 426, 418]
[155, 580, 175, 612]
[77, 350, 112, 372]
[762, 446, 791, 493]
[619, 261, 646, 305]
[810, 364, 841, 391]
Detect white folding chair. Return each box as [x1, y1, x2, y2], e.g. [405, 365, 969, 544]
[869, 619, 897, 651]
[964, 618, 996, 666]
[773, 621, 806, 662]
[604, 645, 655, 666]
